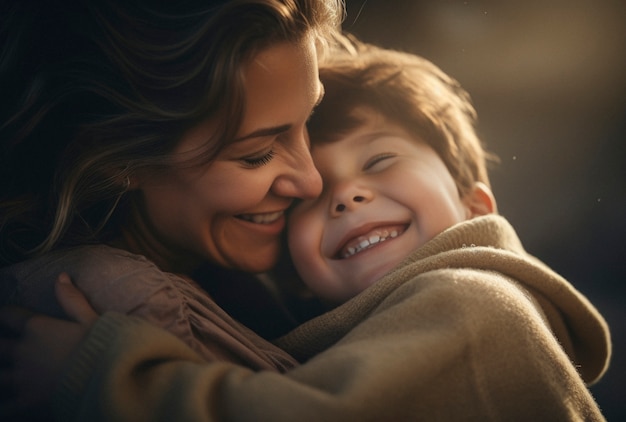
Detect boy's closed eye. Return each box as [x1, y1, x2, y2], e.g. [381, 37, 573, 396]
[363, 152, 396, 171]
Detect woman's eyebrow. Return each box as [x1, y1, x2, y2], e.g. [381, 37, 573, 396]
[233, 124, 292, 142]
[234, 84, 323, 143]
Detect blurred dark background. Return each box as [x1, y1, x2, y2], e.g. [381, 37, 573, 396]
[342, 0, 625, 418]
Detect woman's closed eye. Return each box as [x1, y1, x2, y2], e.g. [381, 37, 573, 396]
[241, 150, 276, 168]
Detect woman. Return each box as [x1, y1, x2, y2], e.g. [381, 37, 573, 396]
[0, 0, 341, 364]
[1, 0, 341, 417]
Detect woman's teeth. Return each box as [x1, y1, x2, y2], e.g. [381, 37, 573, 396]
[341, 228, 400, 259]
[237, 211, 283, 224]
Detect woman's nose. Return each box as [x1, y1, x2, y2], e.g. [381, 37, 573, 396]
[271, 137, 322, 200]
[294, 156, 323, 199]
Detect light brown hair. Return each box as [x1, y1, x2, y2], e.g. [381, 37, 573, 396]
[308, 39, 497, 197]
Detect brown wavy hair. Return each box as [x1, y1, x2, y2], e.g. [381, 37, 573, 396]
[309, 39, 497, 197]
[0, 0, 345, 265]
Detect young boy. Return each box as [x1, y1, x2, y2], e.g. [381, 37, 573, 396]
[283, 40, 498, 305]
[289, 105, 495, 305]
[273, 41, 611, 419]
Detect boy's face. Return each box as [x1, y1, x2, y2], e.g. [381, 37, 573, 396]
[288, 108, 473, 303]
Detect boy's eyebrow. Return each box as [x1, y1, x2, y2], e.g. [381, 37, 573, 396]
[232, 124, 292, 142]
[357, 130, 397, 144]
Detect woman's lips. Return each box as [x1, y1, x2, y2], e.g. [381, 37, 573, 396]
[335, 223, 408, 259]
[235, 210, 286, 235]
[236, 210, 284, 224]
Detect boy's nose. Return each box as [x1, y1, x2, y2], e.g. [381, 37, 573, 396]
[330, 181, 373, 217]
[334, 195, 366, 213]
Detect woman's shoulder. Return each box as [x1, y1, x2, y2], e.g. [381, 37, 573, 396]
[55, 243, 157, 270]
[0, 244, 178, 315]
[2, 244, 161, 285]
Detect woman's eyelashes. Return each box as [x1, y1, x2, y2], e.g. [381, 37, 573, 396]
[241, 149, 276, 168]
[363, 152, 396, 171]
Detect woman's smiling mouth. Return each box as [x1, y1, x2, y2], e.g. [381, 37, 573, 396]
[236, 211, 284, 224]
[335, 224, 408, 259]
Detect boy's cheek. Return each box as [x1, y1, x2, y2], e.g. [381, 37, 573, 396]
[288, 215, 323, 257]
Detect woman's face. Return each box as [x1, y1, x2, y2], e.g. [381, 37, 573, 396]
[130, 37, 323, 273]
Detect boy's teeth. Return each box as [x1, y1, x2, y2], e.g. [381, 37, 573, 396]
[238, 211, 283, 224]
[341, 228, 401, 259]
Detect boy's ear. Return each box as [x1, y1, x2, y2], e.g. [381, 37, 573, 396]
[463, 182, 497, 218]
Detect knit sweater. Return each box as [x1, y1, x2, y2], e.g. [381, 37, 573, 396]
[50, 215, 611, 421]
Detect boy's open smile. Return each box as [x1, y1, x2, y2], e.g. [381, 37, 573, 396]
[333, 222, 409, 259]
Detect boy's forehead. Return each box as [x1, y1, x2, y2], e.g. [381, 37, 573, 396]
[314, 106, 387, 145]
[310, 106, 428, 158]
[327, 107, 397, 143]
[349, 106, 386, 123]
[311, 109, 391, 156]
